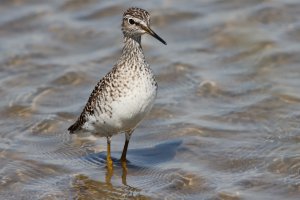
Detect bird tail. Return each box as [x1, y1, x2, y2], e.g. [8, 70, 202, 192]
[68, 121, 81, 134]
[68, 113, 86, 134]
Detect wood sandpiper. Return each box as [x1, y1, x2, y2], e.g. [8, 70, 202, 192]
[68, 7, 166, 165]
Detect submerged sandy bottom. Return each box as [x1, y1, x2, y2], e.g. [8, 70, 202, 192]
[0, 0, 299, 199]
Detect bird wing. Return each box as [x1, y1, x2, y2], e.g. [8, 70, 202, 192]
[68, 70, 112, 133]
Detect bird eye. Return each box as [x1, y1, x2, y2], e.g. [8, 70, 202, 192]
[128, 18, 135, 25]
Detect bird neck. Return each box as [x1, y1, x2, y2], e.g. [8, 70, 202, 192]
[118, 35, 145, 66]
[124, 34, 142, 47]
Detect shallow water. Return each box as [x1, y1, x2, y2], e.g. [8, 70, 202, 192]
[0, 0, 300, 199]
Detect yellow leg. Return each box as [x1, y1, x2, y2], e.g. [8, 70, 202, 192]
[106, 137, 113, 176]
[120, 130, 133, 162]
[105, 137, 113, 184]
[120, 139, 129, 162]
[121, 160, 128, 185]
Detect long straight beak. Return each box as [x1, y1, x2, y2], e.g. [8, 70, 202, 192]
[142, 25, 167, 45]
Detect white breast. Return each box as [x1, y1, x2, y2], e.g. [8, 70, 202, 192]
[110, 79, 156, 131]
[83, 76, 157, 136]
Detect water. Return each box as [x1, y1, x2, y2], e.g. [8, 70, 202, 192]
[0, 0, 300, 199]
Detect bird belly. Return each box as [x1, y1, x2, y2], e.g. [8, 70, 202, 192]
[83, 82, 156, 136]
[110, 83, 156, 131]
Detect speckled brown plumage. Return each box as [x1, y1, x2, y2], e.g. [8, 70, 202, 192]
[68, 63, 156, 133]
[68, 7, 166, 162]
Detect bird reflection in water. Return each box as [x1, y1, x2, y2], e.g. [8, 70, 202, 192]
[71, 161, 145, 199]
[105, 157, 129, 186]
[72, 140, 182, 198]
